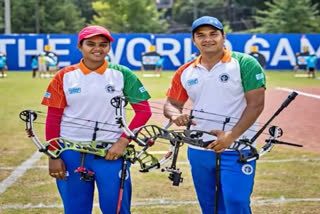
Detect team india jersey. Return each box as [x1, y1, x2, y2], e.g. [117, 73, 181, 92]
[42, 60, 150, 142]
[167, 49, 265, 150]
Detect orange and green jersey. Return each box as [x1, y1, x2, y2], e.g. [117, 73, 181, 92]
[42, 60, 150, 142]
[167, 48, 265, 149]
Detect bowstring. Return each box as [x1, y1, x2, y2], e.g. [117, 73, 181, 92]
[27, 90, 299, 171]
[33, 120, 123, 135]
[33, 111, 122, 134]
[34, 110, 119, 127]
[122, 95, 273, 137]
[31, 93, 274, 138]
[123, 94, 275, 126]
[33, 111, 177, 147]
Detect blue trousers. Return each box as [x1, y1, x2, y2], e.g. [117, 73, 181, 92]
[57, 150, 132, 214]
[188, 147, 256, 214]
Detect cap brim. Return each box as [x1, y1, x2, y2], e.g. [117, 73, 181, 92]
[82, 33, 114, 42]
[192, 24, 223, 33]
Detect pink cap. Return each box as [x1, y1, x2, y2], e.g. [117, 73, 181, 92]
[78, 26, 114, 43]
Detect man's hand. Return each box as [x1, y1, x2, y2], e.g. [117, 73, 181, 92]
[164, 98, 197, 127]
[171, 114, 196, 127]
[49, 158, 67, 180]
[105, 137, 129, 161]
[206, 88, 265, 153]
[206, 130, 237, 153]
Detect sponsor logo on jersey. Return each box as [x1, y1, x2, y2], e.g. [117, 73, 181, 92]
[44, 92, 51, 98]
[187, 78, 198, 86]
[105, 84, 115, 93]
[241, 164, 254, 175]
[219, 73, 229, 83]
[256, 73, 264, 80]
[68, 87, 81, 94]
[139, 86, 146, 93]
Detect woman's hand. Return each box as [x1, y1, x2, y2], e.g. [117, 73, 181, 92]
[105, 137, 129, 161]
[49, 158, 67, 180]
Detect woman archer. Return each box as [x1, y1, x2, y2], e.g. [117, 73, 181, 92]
[41, 25, 152, 214]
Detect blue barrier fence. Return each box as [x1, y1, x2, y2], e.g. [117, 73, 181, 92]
[0, 33, 319, 71]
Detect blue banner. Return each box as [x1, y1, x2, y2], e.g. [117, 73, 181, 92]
[0, 33, 319, 71]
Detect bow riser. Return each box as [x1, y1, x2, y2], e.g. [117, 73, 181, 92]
[47, 138, 110, 158]
[20, 110, 161, 172]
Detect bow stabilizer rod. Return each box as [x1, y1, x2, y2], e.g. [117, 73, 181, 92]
[251, 91, 298, 143]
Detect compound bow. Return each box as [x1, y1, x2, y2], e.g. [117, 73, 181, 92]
[20, 109, 158, 172]
[20, 91, 303, 186]
[110, 92, 303, 186]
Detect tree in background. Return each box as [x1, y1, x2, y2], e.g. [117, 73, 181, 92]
[8, 0, 36, 33]
[170, 0, 271, 33]
[90, 0, 167, 33]
[1, 0, 319, 33]
[70, 0, 97, 24]
[171, 0, 224, 32]
[254, 0, 320, 33]
[10, 0, 85, 33]
[0, 1, 4, 32]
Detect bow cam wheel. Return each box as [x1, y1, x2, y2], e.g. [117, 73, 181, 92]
[19, 110, 37, 122]
[110, 96, 128, 108]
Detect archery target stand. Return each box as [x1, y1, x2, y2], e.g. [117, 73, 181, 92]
[141, 50, 164, 78]
[40, 73, 54, 78]
[294, 73, 309, 78]
[293, 70, 314, 78]
[142, 73, 161, 78]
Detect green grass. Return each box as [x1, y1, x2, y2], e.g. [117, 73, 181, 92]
[0, 71, 320, 214]
[264, 70, 320, 88]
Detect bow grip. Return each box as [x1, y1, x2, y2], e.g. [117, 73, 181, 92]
[202, 140, 214, 147]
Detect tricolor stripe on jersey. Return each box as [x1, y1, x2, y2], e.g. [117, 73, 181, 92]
[42, 60, 150, 142]
[167, 48, 265, 150]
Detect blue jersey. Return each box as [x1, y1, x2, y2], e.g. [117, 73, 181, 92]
[0, 56, 6, 68]
[31, 58, 38, 68]
[155, 57, 164, 66]
[306, 55, 317, 68]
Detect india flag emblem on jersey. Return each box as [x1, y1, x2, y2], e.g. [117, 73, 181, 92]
[256, 73, 264, 80]
[139, 86, 146, 93]
[44, 92, 51, 98]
